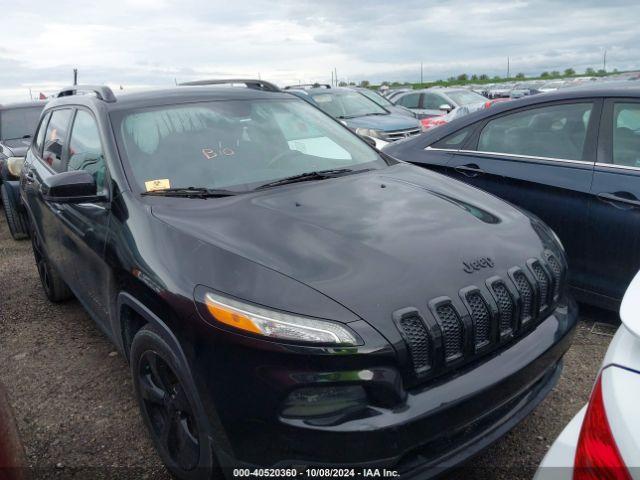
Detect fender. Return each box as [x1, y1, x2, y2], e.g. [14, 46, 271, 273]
[115, 292, 237, 471]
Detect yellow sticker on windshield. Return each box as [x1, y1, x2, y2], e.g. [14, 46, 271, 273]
[145, 179, 171, 192]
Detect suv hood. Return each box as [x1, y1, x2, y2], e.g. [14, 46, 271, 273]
[0, 139, 30, 157]
[345, 113, 420, 132]
[151, 163, 551, 339]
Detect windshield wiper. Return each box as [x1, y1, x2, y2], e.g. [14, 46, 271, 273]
[141, 187, 239, 198]
[255, 168, 372, 190]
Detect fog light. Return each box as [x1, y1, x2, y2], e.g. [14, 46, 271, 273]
[282, 386, 367, 418]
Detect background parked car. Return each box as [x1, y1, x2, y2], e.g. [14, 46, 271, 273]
[393, 87, 489, 119]
[0, 101, 43, 240]
[535, 269, 640, 479]
[352, 87, 417, 118]
[285, 84, 422, 148]
[384, 84, 640, 310]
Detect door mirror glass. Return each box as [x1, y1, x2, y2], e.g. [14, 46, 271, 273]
[41, 170, 104, 203]
[439, 104, 453, 113]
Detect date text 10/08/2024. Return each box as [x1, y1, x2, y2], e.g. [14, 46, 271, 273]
[232, 468, 400, 478]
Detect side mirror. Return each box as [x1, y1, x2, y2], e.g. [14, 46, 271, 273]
[439, 104, 453, 113]
[41, 170, 106, 203]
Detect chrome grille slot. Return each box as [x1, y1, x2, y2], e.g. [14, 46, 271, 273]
[465, 291, 491, 349]
[397, 314, 431, 375]
[435, 303, 464, 362]
[383, 127, 422, 142]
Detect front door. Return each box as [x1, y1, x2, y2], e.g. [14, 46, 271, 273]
[56, 108, 112, 326]
[587, 99, 640, 304]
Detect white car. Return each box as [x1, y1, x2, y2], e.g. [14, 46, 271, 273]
[535, 271, 640, 480]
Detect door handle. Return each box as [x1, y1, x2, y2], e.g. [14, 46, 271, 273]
[454, 164, 485, 178]
[597, 192, 640, 209]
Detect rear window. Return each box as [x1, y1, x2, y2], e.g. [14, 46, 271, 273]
[446, 90, 487, 106]
[0, 106, 43, 141]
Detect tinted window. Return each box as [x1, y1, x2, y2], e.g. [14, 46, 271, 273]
[310, 91, 387, 118]
[423, 93, 447, 110]
[433, 126, 474, 149]
[0, 106, 43, 141]
[114, 99, 385, 193]
[446, 90, 487, 106]
[33, 112, 51, 155]
[612, 103, 640, 167]
[478, 103, 593, 161]
[397, 93, 420, 109]
[68, 110, 107, 190]
[43, 109, 72, 172]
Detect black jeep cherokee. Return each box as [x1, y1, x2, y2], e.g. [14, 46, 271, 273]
[0, 100, 43, 239]
[19, 82, 577, 479]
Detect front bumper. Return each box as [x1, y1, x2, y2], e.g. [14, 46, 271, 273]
[191, 296, 578, 475]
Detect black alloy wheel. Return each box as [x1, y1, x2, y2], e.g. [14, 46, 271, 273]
[138, 350, 201, 473]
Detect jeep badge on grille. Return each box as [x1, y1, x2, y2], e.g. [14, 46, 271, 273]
[463, 257, 495, 273]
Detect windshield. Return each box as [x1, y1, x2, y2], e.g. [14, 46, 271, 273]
[0, 106, 43, 141]
[358, 89, 393, 107]
[446, 90, 487, 106]
[310, 91, 388, 118]
[113, 98, 386, 193]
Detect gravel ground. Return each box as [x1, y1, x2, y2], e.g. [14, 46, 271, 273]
[0, 205, 616, 480]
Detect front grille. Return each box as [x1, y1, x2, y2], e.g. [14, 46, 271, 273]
[435, 303, 464, 362]
[465, 291, 491, 349]
[545, 252, 562, 300]
[383, 127, 422, 142]
[397, 314, 431, 375]
[491, 281, 515, 336]
[513, 271, 534, 325]
[396, 256, 565, 386]
[530, 260, 550, 310]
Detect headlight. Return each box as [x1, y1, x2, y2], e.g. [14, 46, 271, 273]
[201, 291, 359, 345]
[6, 157, 25, 177]
[355, 128, 383, 140]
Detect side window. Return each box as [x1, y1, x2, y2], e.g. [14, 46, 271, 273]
[43, 109, 72, 172]
[612, 103, 640, 167]
[478, 103, 593, 161]
[33, 112, 51, 156]
[433, 126, 474, 149]
[397, 93, 420, 109]
[423, 93, 447, 110]
[68, 110, 107, 190]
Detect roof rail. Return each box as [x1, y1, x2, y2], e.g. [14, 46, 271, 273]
[56, 85, 117, 103]
[178, 79, 280, 92]
[283, 83, 331, 90]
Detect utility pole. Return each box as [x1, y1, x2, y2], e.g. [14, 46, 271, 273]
[331, 70, 334, 87]
[420, 62, 423, 84]
[603, 49, 607, 72]
[335, 68, 338, 86]
[73, 68, 78, 85]
[506, 57, 510, 79]
[29, 88, 33, 100]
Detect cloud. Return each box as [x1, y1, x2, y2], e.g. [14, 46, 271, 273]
[0, 0, 638, 101]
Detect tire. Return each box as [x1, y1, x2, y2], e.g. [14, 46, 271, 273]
[30, 227, 73, 302]
[1, 183, 29, 240]
[130, 326, 221, 480]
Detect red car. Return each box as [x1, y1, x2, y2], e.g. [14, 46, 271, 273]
[0, 385, 26, 480]
[420, 97, 511, 130]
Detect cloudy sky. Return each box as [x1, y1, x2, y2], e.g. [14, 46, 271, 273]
[0, 0, 638, 101]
